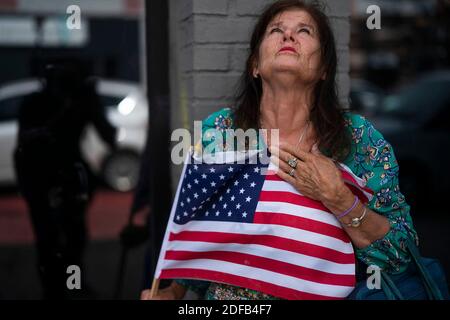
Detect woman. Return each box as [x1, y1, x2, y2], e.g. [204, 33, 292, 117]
[141, 0, 418, 300]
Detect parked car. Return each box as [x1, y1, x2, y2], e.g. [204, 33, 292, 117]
[367, 71, 450, 213]
[0, 78, 148, 192]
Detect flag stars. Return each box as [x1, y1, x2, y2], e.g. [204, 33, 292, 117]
[219, 174, 225, 180]
[180, 202, 184, 207]
[234, 181, 239, 186]
[226, 188, 231, 194]
[223, 203, 227, 209]
[202, 174, 207, 179]
[176, 215, 180, 221]
[205, 211, 210, 216]
[215, 211, 220, 216]
[193, 165, 198, 170]
[227, 211, 232, 217]
[230, 196, 235, 201]
[211, 181, 216, 187]
[228, 167, 234, 173]
[243, 173, 249, 179]
[186, 197, 191, 203]
[187, 183, 192, 189]
[250, 182, 256, 188]
[193, 193, 199, 199]
[183, 211, 188, 217]
[236, 203, 241, 210]
[242, 212, 248, 218]
[254, 167, 260, 173]
[202, 188, 207, 193]
[210, 168, 216, 173]
[246, 196, 252, 202]
[194, 179, 199, 184]
[239, 188, 245, 194]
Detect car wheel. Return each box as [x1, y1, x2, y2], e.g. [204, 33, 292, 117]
[102, 151, 140, 192]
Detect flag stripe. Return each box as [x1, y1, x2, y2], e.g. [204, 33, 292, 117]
[169, 231, 354, 264]
[170, 220, 354, 254]
[253, 212, 350, 243]
[258, 191, 329, 211]
[165, 250, 355, 286]
[160, 259, 354, 298]
[166, 240, 355, 274]
[255, 200, 342, 228]
[160, 269, 344, 300]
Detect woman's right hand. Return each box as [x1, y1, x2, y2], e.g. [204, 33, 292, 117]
[140, 281, 186, 300]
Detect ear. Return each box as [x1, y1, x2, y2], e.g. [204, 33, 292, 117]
[251, 57, 259, 78]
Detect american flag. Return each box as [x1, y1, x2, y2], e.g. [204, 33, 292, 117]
[154, 148, 373, 300]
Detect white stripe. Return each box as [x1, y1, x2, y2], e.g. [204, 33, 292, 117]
[261, 179, 304, 195]
[154, 150, 193, 278]
[255, 201, 342, 228]
[170, 220, 354, 254]
[162, 259, 354, 298]
[166, 240, 355, 275]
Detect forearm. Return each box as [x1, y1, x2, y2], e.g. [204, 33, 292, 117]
[323, 186, 391, 249]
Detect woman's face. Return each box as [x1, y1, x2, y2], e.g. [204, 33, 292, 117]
[254, 9, 324, 83]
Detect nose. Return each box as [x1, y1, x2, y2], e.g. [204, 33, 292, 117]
[282, 29, 296, 43]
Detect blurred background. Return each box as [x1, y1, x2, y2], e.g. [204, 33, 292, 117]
[0, 0, 449, 299]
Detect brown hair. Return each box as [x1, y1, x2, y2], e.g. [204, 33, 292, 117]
[232, 0, 350, 160]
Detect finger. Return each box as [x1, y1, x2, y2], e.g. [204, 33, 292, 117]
[141, 290, 150, 300]
[278, 142, 313, 162]
[276, 165, 297, 185]
[272, 155, 306, 176]
[270, 145, 302, 165]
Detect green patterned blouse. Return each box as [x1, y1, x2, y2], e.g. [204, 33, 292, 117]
[175, 107, 419, 300]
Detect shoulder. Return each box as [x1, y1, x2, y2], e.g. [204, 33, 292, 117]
[194, 107, 234, 152]
[342, 112, 400, 184]
[201, 107, 235, 131]
[342, 112, 386, 147]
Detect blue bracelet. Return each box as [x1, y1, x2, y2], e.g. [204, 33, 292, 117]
[337, 195, 359, 219]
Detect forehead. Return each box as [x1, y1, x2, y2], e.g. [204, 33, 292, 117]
[268, 9, 317, 29]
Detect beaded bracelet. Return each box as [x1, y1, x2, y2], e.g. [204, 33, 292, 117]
[337, 195, 359, 219]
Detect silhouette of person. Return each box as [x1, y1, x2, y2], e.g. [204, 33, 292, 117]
[14, 62, 117, 299]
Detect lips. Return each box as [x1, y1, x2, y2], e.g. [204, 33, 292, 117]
[279, 46, 297, 54]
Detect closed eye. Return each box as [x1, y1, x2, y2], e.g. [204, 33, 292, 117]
[270, 27, 283, 34]
[298, 27, 311, 35]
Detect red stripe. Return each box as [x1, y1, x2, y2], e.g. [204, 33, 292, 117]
[160, 268, 348, 300]
[340, 170, 373, 194]
[165, 250, 355, 287]
[259, 191, 329, 212]
[254, 212, 350, 243]
[264, 173, 284, 181]
[169, 231, 354, 264]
